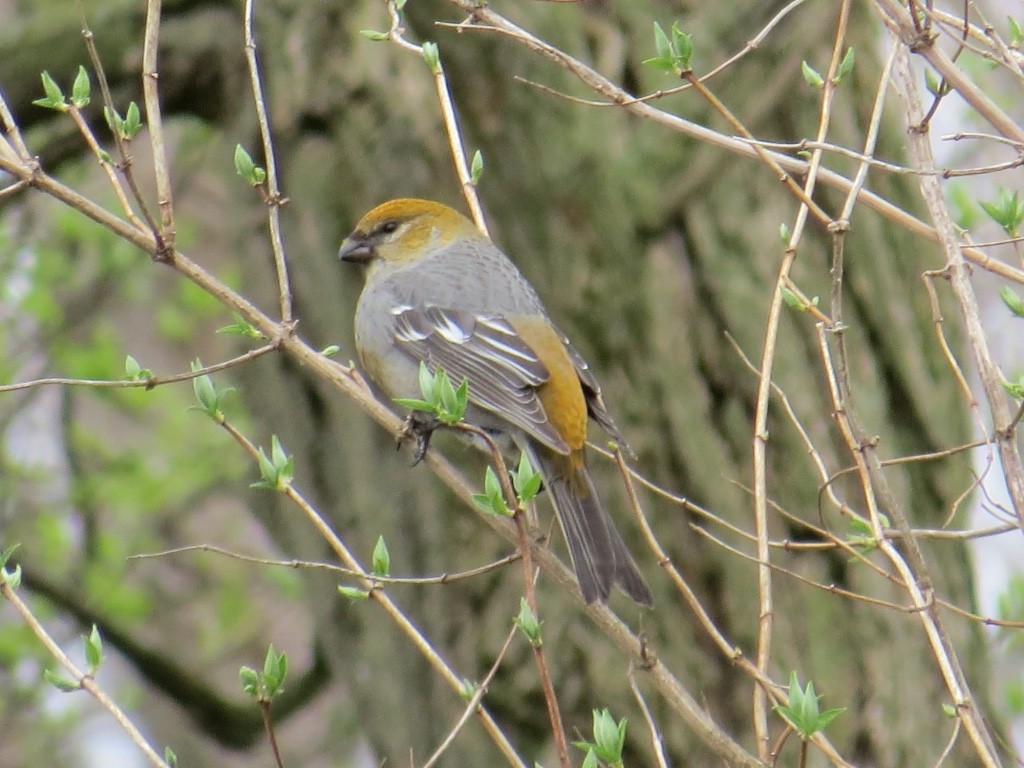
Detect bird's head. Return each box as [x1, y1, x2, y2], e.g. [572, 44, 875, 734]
[339, 199, 480, 272]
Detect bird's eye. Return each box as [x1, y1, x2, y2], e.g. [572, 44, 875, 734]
[378, 221, 399, 235]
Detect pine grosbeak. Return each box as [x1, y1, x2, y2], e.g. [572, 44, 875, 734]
[339, 199, 652, 605]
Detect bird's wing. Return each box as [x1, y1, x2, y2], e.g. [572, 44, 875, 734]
[392, 305, 570, 454]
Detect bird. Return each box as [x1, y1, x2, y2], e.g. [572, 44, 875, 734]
[338, 198, 652, 606]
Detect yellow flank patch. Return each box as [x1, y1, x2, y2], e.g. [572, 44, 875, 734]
[508, 315, 588, 451]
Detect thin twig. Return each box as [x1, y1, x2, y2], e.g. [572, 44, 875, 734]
[611, 450, 852, 768]
[873, 0, 1024, 144]
[816, 320, 1002, 768]
[1, 579, 171, 768]
[627, 664, 670, 768]
[691, 524, 921, 615]
[421, 626, 518, 768]
[892, 45, 1024, 528]
[0, 344, 277, 393]
[128, 543, 520, 585]
[442, 0, 1024, 285]
[243, 0, 293, 323]
[259, 700, 285, 768]
[739, 1, 851, 754]
[66, 106, 145, 229]
[0, 87, 33, 161]
[142, 0, 175, 240]
[385, 1, 488, 234]
[928, 719, 962, 768]
[76, 6, 163, 251]
[453, 423, 570, 768]
[494, 0, 809, 108]
[743, 136, 1024, 179]
[216, 417, 529, 768]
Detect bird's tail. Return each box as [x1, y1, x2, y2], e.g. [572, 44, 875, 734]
[526, 444, 652, 605]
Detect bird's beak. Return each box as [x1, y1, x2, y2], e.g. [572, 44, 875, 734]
[339, 235, 374, 263]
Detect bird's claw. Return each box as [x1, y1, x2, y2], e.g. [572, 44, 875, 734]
[400, 411, 441, 466]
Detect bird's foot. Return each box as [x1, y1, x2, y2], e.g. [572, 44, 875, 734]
[400, 411, 442, 466]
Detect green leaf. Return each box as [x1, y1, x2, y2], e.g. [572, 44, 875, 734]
[454, 378, 469, 416]
[418, 360, 434, 401]
[1008, 16, 1023, 47]
[833, 47, 855, 83]
[253, 436, 294, 491]
[1001, 286, 1024, 317]
[239, 665, 259, 695]
[473, 466, 511, 516]
[216, 312, 263, 338]
[84, 624, 104, 674]
[190, 359, 227, 421]
[774, 671, 846, 739]
[801, 60, 824, 88]
[104, 106, 123, 136]
[0, 544, 19, 569]
[359, 29, 390, 41]
[652, 21, 672, 62]
[1004, 374, 1024, 400]
[0, 563, 21, 589]
[234, 144, 254, 176]
[270, 435, 291, 476]
[513, 452, 542, 503]
[233, 144, 267, 186]
[262, 644, 287, 697]
[399, 363, 467, 424]
[457, 678, 478, 700]
[590, 708, 627, 762]
[371, 535, 391, 577]
[421, 41, 440, 73]
[164, 747, 178, 768]
[123, 354, 153, 381]
[191, 368, 217, 413]
[122, 102, 142, 139]
[320, 344, 340, 357]
[44, 668, 80, 692]
[979, 188, 1024, 236]
[573, 709, 628, 764]
[670, 21, 693, 70]
[124, 355, 141, 378]
[394, 397, 436, 412]
[71, 65, 91, 108]
[780, 286, 805, 312]
[514, 597, 542, 646]
[949, 182, 978, 230]
[434, 370, 466, 424]
[33, 71, 66, 110]
[641, 56, 677, 73]
[778, 222, 790, 243]
[338, 585, 371, 600]
[437, 368, 458, 416]
[643, 21, 692, 75]
[470, 149, 484, 185]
